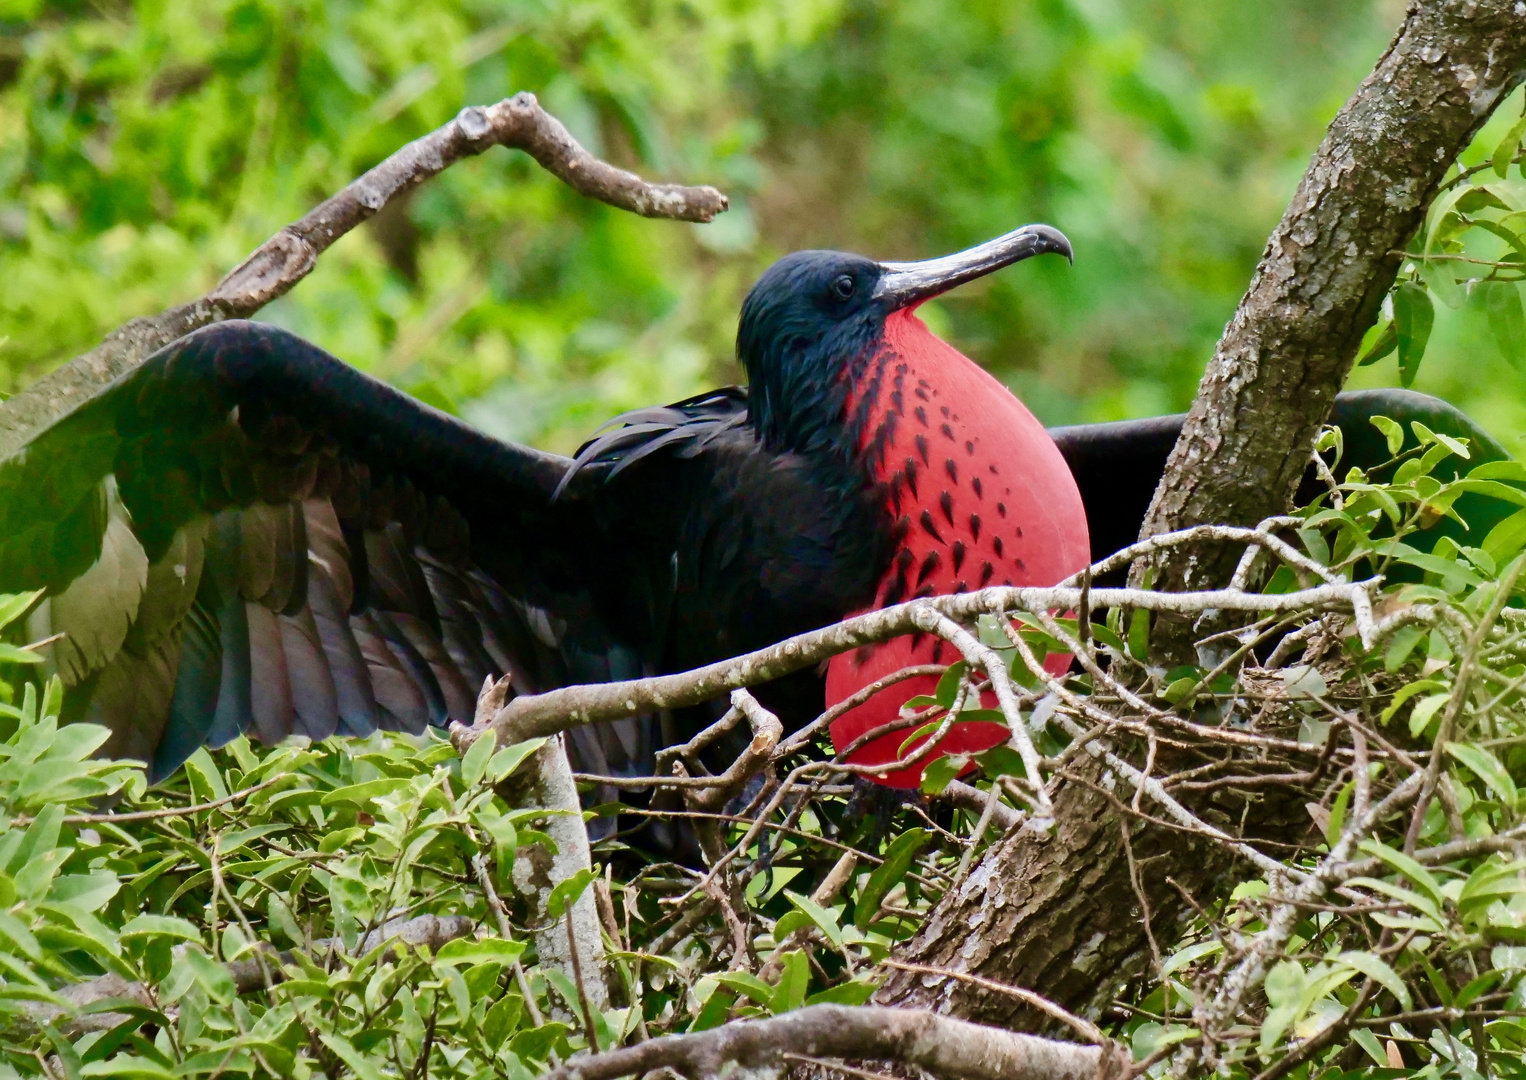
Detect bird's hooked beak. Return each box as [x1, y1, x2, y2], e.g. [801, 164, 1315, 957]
[871, 224, 1072, 310]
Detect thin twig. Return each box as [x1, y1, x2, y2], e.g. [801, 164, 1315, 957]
[878, 960, 1109, 1047]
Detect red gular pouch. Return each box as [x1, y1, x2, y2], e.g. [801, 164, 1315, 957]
[826, 308, 1090, 788]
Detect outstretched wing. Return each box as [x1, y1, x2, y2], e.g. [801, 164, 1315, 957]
[1047, 388, 1516, 570]
[0, 320, 628, 781]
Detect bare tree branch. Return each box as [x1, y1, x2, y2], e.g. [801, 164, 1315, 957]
[453, 554, 1380, 752]
[0, 90, 727, 459]
[537, 1004, 1125, 1080]
[481, 675, 610, 1016]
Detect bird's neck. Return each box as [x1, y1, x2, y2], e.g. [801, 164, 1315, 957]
[843, 308, 1091, 607]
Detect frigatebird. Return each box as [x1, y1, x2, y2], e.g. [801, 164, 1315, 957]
[0, 225, 1507, 790]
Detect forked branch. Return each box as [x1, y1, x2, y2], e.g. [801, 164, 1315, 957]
[0, 91, 727, 458]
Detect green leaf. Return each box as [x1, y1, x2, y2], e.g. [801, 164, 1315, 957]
[855, 828, 929, 929]
[1482, 281, 1526, 368]
[1411, 420, 1469, 460]
[1333, 950, 1412, 1010]
[79, 1060, 177, 1079]
[1408, 693, 1450, 738]
[806, 979, 878, 1006]
[320, 777, 411, 806]
[1447, 741, 1519, 807]
[1132, 1022, 1198, 1060]
[1492, 112, 1526, 178]
[6, 804, 62, 875]
[182, 748, 228, 803]
[785, 889, 844, 952]
[1370, 415, 1405, 457]
[0, 590, 42, 633]
[487, 738, 547, 784]
[0, 643, 44, 665]
[1357, 319, 1398, 366]
[1358, 839, 1447, 910]
[1468, 459, 1526, 483]
[1352, 1028, 1390, 1067]
[1160, 939, 1222, 978]
[1459, 859, 1526, 919]
[50, 871, 119, 913]
[919, 752, 967, 795]
[1484, 507, 1526, 565]
[1326, 780, 1353, 847]
[688, 989, 735, 1032]
[460, 727, 496, 787]
[769, 948, 810, 1013]
[436, 936, 526, 965]
[897, 717, 946, 758]
[119, 915, 202, 942]
[40, 1021, 83, 1080]
[975, 745, 1027, 779]
[1454, 185, 1513, 214]
[484, 995, 523, 1045]
[1128, 606, 1150, 662]
[545, 867, 597, 921]
[1394, 281, 1434, 386]
[932, 661, 968, 708]
[320, 1033, 389, 1080]
[182, 946, 235, 1001]
[511, 1020, 571, 1059]
[1378, 678, 1447, 723]
[713, 970, 776, 1007]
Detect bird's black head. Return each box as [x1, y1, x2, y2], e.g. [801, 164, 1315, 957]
[736, 224, 1072, 455]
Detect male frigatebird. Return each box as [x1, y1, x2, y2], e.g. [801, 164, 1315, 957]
[0, 224, 1507, 789]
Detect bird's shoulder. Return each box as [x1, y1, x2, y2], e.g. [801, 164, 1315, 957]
[555, 386, 752, 498]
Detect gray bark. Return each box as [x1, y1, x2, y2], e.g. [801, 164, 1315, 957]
[539, 1004, 1124, 1080]
[505, 735, 610, 1014]
[1136, 0, 1526, 625]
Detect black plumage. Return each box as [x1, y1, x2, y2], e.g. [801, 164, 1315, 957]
[0, 234, 1515, 792]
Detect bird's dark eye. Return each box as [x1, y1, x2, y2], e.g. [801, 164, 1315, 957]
[830, 274, 855, 301]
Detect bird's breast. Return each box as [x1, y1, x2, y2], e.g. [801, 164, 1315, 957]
[826, 308, 1090, 786]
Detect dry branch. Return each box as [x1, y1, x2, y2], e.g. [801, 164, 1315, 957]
[480, 675, 610, 1015]
[453, 556, 1380, 751]
[0, 91, 726, 459]
[538, 1004, 1124, 1080]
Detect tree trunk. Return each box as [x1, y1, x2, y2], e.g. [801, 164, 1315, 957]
[1135, 0, 1526, 645]
[880, 0, 1526, 1025]
[874, 753, 1311, 1030]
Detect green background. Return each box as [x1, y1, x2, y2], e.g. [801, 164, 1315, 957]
[3, 0, 1523, 456]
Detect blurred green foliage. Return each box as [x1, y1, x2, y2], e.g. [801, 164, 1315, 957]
[1, 0, 1523, 455]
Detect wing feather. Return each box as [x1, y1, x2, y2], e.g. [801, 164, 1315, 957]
[125, 518, 208, 654]
[306, 553, 379, 736]
[278, 606, 339, 741]
[303, 499, 353, 612]
[49, 476, 150, 685]
[238, 501, 284, 601]
[86, 628, 181, 769]
[0, 320, 658, 785]
[206, 511, 255, 748]
[153, 598, 222, 781]
[246, 601, 294, 744]
[351, 610, 430, 733]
